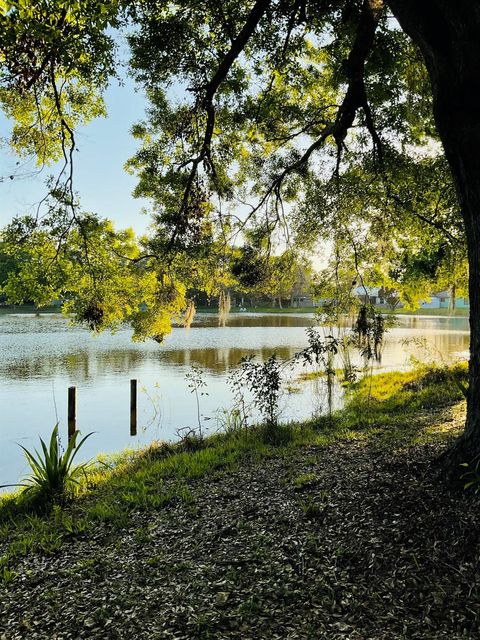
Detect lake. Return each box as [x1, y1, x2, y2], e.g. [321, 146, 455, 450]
[0, 312, 470, 487]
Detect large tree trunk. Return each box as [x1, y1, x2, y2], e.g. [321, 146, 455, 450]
[387, 1, 480, 473]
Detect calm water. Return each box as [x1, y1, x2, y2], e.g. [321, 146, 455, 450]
[0, 312, 470, 487]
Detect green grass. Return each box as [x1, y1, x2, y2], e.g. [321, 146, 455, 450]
[0, 363, 468, 572]
[197, 305, 469, 317]
[313, 362, 468, 449]
[377, 306, 469, 317]
[196, 306, 318, 314]
[293, 472, 318, 489]
[298, 368, 345, 381]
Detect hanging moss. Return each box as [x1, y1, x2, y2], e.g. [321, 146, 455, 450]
[79, 301, 104, 331]
[218, 290, 231, 327]
[353, 305, 386, 362]
[183, 300, 196, 330]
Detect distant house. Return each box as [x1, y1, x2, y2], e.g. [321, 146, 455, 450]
[420, 291, 469, 309]
[455, 296, 470, 309]
[354, 286, 391, 306]
[317, 285, 470, 311]
[316, 286, 394, 308]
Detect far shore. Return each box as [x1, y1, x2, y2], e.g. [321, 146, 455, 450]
[0, 304, 470, 318]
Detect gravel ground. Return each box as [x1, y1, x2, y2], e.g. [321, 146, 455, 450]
[1, 437, 479, 639]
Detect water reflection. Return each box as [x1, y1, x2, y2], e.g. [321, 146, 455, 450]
[186, 312, 314, 328]
[0, 312, 471, 487]
[160, 346, 298, 373]
[1, 349, 151, 382]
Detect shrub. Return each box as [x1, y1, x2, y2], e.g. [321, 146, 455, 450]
[236, 354, 282, 427]
[460, 456, 480, 493]
[216, 408, 245, 434]
[176, 427, 207, 452]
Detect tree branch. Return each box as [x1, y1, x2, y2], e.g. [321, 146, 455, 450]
[259, 0, 384, 207]
[166, 0, 383, 258]
[166, 0, 272, 254]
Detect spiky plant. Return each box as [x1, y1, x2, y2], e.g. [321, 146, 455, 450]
[19, 425, 93, 503]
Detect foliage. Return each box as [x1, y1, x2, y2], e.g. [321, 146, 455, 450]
[300, 497, 327, 521]
[256, 420, 294, 447]
[0, 212, 190, 340]
[122, 0, 466, 310]
[216, 407, 244, 435]
[1, 0, 479, 469]
[297, 152, 466, 309]
[0, 0, 121, 164]
[231, 245, 268, 290]
[298, 305, 387, 380]
[378, 287, 401, 311]
[0, 2, 238, 342]
[227, 365, 251, 429]
[0, 0, 468, 339]
[235, 354, 282, 427]
[293, 472, 317, 489]
[1, 565, 16, 586]
[299, 326, 339, 371]
[460, 458, 480, 494]
[19, 425, 93, 503]
[353, 305, 385, 362]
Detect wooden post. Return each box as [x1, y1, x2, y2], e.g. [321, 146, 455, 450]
[68, 386, 77, 441]
[130, 379, 137, 436]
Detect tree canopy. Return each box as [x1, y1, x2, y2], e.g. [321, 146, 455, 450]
[1, 1, 467, 326]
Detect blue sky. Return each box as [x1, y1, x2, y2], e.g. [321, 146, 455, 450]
[0, 75, 151, 235]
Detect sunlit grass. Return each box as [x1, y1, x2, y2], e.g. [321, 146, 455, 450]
[378, 306, 469, 317]
[298, 368, 345, 381]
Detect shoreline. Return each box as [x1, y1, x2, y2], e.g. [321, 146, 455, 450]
[1, 364, 476, 638]
[0, 304, 470, 318]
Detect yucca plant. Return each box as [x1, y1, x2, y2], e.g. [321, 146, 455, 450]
[19, 425, 93, 503]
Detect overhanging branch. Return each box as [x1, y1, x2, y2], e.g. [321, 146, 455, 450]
[167, 0, 272, 253]
[167, 0, 384, 256]
[240, 0, 385, 215]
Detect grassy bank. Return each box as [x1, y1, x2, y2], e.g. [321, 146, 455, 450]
[1, 363, 477, 639]
[197, 305, 469, 317]
[0, 304, 61, 315]
[196, 305, 318, 314]
[377, 306, 469, 317]
[0, 364, 469, 563]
